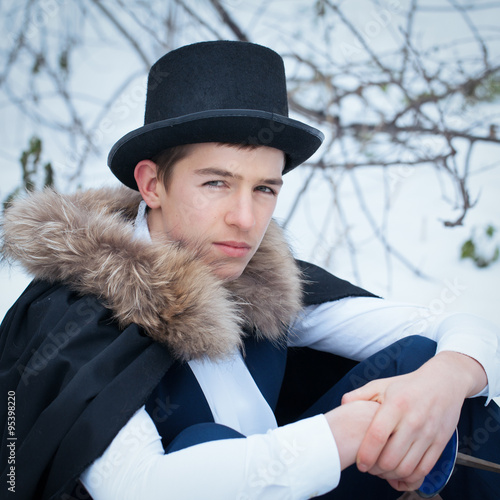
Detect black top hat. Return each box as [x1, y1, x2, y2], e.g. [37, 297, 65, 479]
[107, 41, 324, 190]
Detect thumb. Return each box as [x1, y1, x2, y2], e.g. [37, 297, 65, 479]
[341, 379, 385, 405]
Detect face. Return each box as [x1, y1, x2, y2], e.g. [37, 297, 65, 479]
[147, 143, 284, 281]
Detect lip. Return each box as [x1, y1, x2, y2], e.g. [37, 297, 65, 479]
[213, 241, 252, 258]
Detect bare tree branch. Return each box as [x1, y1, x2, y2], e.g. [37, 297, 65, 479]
[2, 0, 499, 283]
[208, 0, 249, 41]
[90, 0, 151, 69]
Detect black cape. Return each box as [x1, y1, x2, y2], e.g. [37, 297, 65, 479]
[0, 260, 375, 499]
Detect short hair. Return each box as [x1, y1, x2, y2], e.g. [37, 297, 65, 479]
[151, 142, 265, 190]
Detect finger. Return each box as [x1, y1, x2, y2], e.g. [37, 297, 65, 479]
[368, 415, 426, 478]
[385, 441, 447, 487]
[367, 434, 413, 478]
[342, 379, 386, 405]
[387, 477, 424, 492]
[372, 437, 428, 480]
[356, 404, 401, 472]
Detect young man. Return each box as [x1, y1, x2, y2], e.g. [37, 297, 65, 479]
[1, 41, 499, 499]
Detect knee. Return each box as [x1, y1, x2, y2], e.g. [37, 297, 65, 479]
[347, 336, 437, 386]
[394, 335, 437, 374]
[365, 335, 436, 378]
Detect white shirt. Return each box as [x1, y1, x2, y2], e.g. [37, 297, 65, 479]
[80, 204, 500, 499]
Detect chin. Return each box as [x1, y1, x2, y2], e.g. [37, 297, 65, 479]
[218, 271, 243, 282]
[215, 265, 245, 282]
[204, 255, 249, 282]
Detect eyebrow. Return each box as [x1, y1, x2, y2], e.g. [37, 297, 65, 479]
[194, 167, 283, 187]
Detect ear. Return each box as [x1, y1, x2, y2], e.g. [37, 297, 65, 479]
[134, 160, 162, 209]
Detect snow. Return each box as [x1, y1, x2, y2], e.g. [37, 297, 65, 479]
[1, 4, 499, 323]
[1, 2, 499, 328]
[2, 145, 499, 326]
[273, 158, 500, 326]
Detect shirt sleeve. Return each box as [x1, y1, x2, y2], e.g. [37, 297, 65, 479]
[289, 297, 500, 403]
[80, 407, 341, 500]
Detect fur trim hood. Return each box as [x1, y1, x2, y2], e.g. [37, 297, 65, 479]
[1, 187, 303, 361]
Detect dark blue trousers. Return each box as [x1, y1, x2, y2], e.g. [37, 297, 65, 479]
[167, 336, 500, 499]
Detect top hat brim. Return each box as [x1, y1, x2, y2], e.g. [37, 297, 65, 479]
[107, 109, 324, 190]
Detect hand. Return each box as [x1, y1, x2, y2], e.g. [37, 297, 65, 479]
[324, 400, 380, 470]
[341, 351, 487, 491]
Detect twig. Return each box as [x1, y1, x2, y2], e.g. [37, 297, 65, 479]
[90, 0, 151, 70]
[208, 0, 249, 41]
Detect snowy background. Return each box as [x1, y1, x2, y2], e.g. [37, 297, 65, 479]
[1, 0, 499, 329]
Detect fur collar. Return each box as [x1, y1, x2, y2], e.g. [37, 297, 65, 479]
[1, 187, 303, 361]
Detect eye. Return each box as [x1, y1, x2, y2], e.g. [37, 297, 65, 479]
[256, 185, 277, 195]
[204, 180, 225, 188]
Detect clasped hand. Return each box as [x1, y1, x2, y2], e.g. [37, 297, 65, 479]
[333, 351, 486, 492]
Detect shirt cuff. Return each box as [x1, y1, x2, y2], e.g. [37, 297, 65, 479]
[271, 414, 341, 498]
[435, 314, 500, 404]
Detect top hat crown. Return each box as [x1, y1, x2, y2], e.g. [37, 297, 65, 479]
[107, 41, 324, 190]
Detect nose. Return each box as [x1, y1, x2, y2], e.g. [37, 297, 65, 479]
[225, 193, 256, 231]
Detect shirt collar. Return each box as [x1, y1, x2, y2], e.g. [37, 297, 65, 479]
[133, 200, 152, 242]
